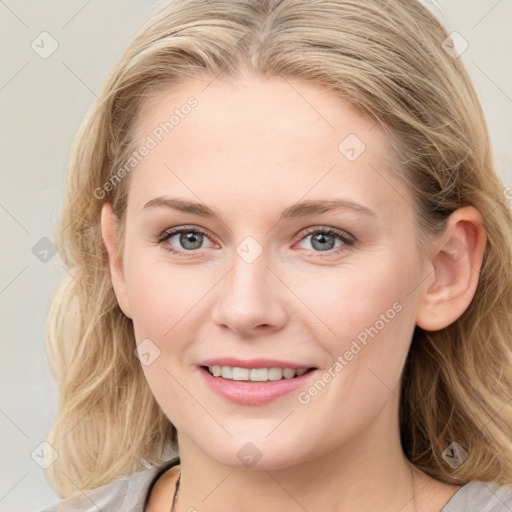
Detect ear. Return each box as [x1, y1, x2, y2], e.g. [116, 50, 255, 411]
[100, 202, 132, 319]
[415, 206, 486, 331]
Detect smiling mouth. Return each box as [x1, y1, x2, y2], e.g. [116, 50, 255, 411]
[201, 365, 316, 382]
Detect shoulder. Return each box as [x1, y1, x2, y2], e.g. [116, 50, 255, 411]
[34, 457, 180, 512]
[441, 480, 512, 512]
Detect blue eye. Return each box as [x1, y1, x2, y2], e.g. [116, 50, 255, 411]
[297, 227, 355, 257]
[157, 225, 212, 256]
[155, 225, 355, 258]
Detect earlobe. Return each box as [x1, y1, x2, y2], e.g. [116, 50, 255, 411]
[415, 207, 486, 332]
[100, 202, 132, 319]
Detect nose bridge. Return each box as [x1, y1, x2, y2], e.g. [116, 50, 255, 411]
[211, 243, 287, 335]
[229, 248, 269, 300]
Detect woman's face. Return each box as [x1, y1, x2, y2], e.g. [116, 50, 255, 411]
[106, 74, 430, 469]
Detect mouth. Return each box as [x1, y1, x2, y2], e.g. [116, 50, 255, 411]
[200, 365, 317, 382]
[199, 363, 319, 405]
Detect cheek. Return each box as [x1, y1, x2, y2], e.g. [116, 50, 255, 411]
[125, 240, 418, 351]
[292, 261, 417, 442]
[124, 255, 206, 424]
[294, 252, 418, 405]
[291, 255, 415, 345]
[123, 246, 208, 340]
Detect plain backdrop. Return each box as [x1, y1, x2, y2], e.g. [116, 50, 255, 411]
[1, 1, 511, 510]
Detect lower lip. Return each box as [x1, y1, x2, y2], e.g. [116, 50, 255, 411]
[199, 366, 317, 405]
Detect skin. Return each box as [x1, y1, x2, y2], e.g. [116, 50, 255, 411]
[101, 73, 486, 511]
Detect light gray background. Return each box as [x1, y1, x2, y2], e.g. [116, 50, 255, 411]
[1, 1, 511, 511]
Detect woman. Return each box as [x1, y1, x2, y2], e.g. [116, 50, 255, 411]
[37, 0, 512, 511]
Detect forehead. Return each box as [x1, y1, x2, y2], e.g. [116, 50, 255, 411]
[127, 74, 412, 224]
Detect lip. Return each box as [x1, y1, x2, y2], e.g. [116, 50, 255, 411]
[198, 357, 314, 369]
[198, 364, 318, 406]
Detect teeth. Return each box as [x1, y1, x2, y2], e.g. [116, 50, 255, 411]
[268, 368, 283, 381]
[207, 365, 310, 381]
[221, 366, 232, 379]
[232, 367, 249, 380]
[250, 368, 269, 381]
[282, 368, 296, 379]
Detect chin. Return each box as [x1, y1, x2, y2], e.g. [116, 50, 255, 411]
[201, 435, 310, 471]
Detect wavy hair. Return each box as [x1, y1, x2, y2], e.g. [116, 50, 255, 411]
[44, 0, 512, 498]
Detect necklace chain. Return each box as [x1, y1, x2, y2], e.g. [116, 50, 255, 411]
[170, 463, 417, 512]
[170, 468, 180, 512]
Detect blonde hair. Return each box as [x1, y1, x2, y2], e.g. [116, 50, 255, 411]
[44, 0, 512, 498]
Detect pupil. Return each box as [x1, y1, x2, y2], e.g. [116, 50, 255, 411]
[181, 231, 202, 249]
[312, 233, 334, 251]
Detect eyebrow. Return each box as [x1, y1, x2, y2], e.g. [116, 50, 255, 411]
[142, 196, 377, 220]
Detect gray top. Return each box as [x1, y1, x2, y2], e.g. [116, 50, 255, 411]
[36, 458, 512, 512]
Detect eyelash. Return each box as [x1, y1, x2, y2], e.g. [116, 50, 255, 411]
[154, 225, 356, 259]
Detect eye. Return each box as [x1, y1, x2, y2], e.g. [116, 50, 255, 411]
[154, 225, 356, 258]
[156, 225, 214, 256]
[294, 226, 355, 257]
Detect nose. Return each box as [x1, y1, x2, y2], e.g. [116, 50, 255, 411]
[211, 252, 288, 337]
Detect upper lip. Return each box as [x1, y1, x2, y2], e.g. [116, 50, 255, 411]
[198, 357, 316, 370]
